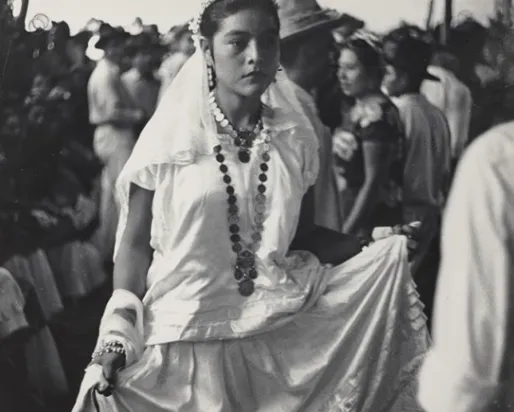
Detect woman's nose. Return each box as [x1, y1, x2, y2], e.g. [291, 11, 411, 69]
[246, 40, 262, 64]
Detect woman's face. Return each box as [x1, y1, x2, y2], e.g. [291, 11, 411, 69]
[204, 8, 280, 99]
[382, 64, 407, 97]
[337, 48, 373, 98]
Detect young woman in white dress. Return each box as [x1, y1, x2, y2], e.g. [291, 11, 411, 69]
[73, 1, 429, 410]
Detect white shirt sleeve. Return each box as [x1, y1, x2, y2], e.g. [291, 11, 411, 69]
[417, 136, 513, 412]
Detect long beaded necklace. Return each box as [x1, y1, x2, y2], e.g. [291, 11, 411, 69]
[209, 92, 271, 297]
[209, 91, 262, 163]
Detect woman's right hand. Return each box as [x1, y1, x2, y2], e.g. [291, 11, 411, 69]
[332, 128, 358, 161]
[90, 352, 126, 396]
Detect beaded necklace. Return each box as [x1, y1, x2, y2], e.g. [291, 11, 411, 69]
[209, 92, 271, 297]
[209, 91, 262, 163]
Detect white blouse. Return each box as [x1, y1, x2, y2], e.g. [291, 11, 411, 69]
[119, 107, 326, 345]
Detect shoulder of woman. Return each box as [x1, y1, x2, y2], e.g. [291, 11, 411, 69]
[357, 99, 404, 142]
[355, 96, 389, 128]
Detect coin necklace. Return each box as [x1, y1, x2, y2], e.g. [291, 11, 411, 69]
[209, 91, 262, 163]
[209, 92, 271, 297]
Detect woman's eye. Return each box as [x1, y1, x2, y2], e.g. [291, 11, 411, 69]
[229, 39, 246, 49]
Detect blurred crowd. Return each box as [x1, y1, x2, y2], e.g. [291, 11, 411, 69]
[0, 2, 513, 411]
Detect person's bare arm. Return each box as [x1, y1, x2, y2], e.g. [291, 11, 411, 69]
[92, 183, 154, 394]
[291, 187, 362, 265]
[112, 183, 154, 298]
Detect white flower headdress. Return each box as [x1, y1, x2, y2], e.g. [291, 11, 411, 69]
[189, 0, 220, 40]
[349, 29, 382, 53]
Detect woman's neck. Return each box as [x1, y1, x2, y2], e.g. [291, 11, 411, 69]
[214, 86, 261, 130]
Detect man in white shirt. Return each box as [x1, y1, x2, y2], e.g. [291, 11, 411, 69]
[88, 30, 145, 263]
[418, 121, 514, 412]
[421, 51, 473, 166]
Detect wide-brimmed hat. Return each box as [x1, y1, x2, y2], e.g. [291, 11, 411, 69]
[95, 29, 130, 50]
[383, 27, 439, 82]
[277, 0, 364, 42]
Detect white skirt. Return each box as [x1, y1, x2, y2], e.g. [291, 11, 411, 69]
[74, 237, 429, 412]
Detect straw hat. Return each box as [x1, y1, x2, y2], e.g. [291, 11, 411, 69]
[276, 0, 364, 42]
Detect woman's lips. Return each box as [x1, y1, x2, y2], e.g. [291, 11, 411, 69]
[244, 71, 266, 79]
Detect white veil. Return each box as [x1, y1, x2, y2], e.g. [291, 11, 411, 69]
[113, 44, 318, 260]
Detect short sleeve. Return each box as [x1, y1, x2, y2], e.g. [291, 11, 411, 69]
[360, 104, 402, 144]
[131, 164, 159, 191]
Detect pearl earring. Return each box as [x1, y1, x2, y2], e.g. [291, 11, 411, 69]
[207, 64, 215, 90]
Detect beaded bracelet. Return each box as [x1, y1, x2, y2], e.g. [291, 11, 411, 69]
[91, 340, 126, 360]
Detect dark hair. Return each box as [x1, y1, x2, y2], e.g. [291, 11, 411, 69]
[339, 38, 385, 84]
[383, 26, 434, 90]
[199, 0, 280, 40]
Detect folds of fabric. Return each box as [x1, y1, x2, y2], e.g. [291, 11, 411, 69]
[46, 241, 107, 300]
[3, 251, 63, 322]
[73, 236, 429, 412]
[2, 251, 70, 400]
[94, 289, 145, 367]
[25, 325, 69, 398]
[0, 267, 29, 340]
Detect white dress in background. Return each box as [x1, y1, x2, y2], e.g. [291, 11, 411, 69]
[73, 99, 429, 411]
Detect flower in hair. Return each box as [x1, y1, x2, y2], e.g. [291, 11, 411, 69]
[350, 29, 382, 52]
[189, 0, 220, 37]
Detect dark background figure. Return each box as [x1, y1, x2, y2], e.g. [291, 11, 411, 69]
[382, 26, 452, 331]
[447, 19, 494, 140]
[122, 34, 164, 135]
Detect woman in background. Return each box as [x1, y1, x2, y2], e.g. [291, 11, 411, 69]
[334, 32, 405, 238]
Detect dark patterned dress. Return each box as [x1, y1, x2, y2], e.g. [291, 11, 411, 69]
[334, 97, 405, 235]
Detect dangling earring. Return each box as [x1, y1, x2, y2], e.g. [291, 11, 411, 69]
[274, 65, 283, 82]
[207, 64, 215, 90]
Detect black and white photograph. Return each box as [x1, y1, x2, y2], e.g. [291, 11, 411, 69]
[0, 0, 511, 411]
